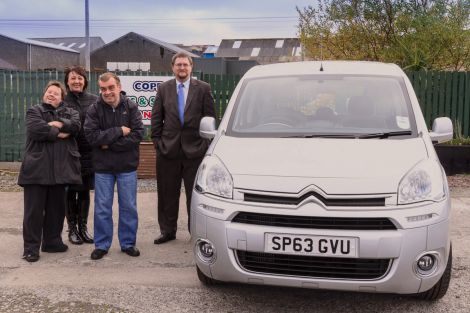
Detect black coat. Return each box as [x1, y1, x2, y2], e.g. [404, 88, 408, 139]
[18, 103, 82, 186]
[84, 94, 144, 174]
[150, 78, 215, 159]
[63, 91, 98, 176]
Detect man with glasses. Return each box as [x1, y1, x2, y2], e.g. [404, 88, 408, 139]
[151, 52, 215, 244]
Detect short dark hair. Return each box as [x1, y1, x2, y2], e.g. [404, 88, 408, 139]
[44, 80, 66, 100]
[171, 52, 193, 66]
[64, 65, 88, 91]
[98, 72, 121, 85]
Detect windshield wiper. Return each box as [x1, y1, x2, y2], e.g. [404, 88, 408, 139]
[356, 130, 412, 139]
[282, 134, 357, 139]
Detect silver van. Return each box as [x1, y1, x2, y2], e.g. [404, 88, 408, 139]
[191, 61, 453, 300]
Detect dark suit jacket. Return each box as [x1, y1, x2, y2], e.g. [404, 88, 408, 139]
[150, 78, 215, 159]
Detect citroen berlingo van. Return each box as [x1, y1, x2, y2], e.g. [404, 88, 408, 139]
[191, 61, 453, 300]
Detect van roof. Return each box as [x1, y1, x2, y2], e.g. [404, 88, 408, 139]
[243, 61, 405, 78]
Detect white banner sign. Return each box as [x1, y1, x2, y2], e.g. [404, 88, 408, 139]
[118, 76, 173, 125]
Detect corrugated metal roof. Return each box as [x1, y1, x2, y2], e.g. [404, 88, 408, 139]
[31, 36, 105, 52]
[139, 33, 199, 58]
[216, 38, 300, 59]
[0, 33, 79, 53]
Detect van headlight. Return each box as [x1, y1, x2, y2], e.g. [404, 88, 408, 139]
[398, 159, 446, 205]
[195, 155, 233, 199]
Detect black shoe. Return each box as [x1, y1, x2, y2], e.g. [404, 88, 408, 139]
[153, 233, 176, 245]
[91, 248, 108, 260]
[23, 253, 40, 262]
[121, 246, 140, 257]
[78, 224, 94, 244]
[41, 243, 68, 253]
[68, 226, 83, 245]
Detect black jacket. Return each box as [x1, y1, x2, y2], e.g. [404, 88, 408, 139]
[84, 94, 144, 173]
[18, 103, 82, 186]
[64, 91, 98, 176]
[151, 78, 215, 159]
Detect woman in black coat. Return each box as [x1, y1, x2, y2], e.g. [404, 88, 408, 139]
[18, 80, 82, 262]
[63, 66, 98, 245]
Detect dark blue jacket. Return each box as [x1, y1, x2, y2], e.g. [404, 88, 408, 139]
[84, 94, 144, 173]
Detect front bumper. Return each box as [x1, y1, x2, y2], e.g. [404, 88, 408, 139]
[191, 191, 451, 294]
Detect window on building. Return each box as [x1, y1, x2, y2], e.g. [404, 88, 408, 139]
[233, 41, 242, 49]
[68, 43, 76, 48]
[292, 46, 302, 57]
[78, 43, 86, 48]
[128, 62, 139, 71]
[107, 62, 151, 71]
[251, 47, 261, 57]
[107, 62, 118, 71]
[275, 40, 284, 48]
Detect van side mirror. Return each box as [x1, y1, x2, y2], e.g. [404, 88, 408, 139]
[199, 116, 217, 139]
[429, 117, 453, 144]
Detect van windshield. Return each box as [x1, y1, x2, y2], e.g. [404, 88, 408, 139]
[227, 75, 417, 138]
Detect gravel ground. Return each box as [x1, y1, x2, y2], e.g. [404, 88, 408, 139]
[1, 168, 469, 192]
[0, 290, 128, 313]
[0, 169, 158, 193]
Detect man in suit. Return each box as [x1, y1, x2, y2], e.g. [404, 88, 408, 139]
[151, 52, 215, 244]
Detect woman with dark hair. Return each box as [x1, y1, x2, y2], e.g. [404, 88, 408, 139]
[18, 80, 82, 262]
[63, 66, 98, 245]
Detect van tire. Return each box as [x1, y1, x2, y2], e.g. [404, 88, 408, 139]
[196, 265, 218, 286]
[416, 244, 452, 301]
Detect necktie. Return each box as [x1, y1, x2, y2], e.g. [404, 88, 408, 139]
[177, 83, 185, 125]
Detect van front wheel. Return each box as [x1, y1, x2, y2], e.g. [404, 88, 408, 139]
[416, 245, 452, 301]
[196, 265, 218, 286]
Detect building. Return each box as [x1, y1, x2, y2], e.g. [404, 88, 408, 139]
[90, 32, 199, 72]
[215, 38, 303, 64]
[0, 33, 79, 70]
[193, 57, 258, 76]
[174, 44, 209, 57]
[202, 46, 218, 59]
[32, 36, 105, 67]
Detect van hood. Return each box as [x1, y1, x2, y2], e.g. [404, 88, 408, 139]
[212, 136, 429, 194]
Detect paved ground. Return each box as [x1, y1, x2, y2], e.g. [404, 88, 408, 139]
[0, 180, 469, 312]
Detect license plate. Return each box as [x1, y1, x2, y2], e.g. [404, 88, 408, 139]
[265, 233, 358, 257]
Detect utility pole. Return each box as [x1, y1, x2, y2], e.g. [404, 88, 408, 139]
[85, 0, 90, 71]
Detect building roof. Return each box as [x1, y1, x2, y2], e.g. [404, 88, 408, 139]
[31, 36, 105, 53]
[0, 33, 79, 53]
[139, 33, 199, 58]
[203, 46, 218, 54]
[94, 32, 199, 58]
[215, 38, 302, 64]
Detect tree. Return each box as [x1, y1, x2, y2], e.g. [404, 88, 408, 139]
[297, 0, 470, 70]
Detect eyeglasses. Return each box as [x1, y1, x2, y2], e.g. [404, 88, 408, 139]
[174, 63, 191, 68]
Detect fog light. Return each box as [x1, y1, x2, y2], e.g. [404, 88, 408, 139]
[415, 253, 438, 276]
[195, 239, 216, 264]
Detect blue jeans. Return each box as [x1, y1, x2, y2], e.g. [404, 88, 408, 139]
[94, 171, 138, 251]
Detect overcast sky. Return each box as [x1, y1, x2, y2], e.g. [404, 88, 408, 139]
[0, 0, 314, 45]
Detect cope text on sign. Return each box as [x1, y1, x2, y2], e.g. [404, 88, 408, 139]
[265, 233, 358, 257]
[119, 76, 173, 126]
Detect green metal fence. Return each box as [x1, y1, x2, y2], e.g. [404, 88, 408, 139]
[0, 69, 468, 162]
[407, 71, 470, 137]
[0, 70, 240, 161]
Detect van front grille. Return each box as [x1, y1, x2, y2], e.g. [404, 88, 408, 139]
[236, 250, 391, 280]
[244, 192, 385, 207]
[232, 212, 397, 230]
